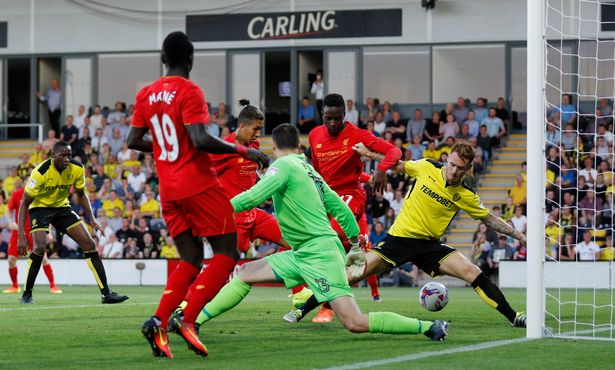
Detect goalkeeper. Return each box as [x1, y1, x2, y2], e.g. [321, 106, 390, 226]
[188, 124, 448, 342]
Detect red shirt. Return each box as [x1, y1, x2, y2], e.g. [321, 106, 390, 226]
[131, 76, 216, 201]
[309, 123, 401, 196]
[8, 187, 30, 233]
[212, 132, 260, 199]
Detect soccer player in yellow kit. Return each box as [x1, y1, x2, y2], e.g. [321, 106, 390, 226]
[287, 141, 528, 327]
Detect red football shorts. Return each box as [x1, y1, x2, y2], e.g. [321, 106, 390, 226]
[161, 185, 237, 238]
[329, 193, 369, 252]
[236, 208, 282, 252]
[8, 230, 34, 257]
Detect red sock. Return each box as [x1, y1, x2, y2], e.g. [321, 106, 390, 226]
[154, 261, 199, 328]
[43, 263, 56, 288]
[9, 266, 18, 288]
[183, 278, 200, 302]
[367, 274, 379, 297]
[182, 254, 237, 324]
[291, 284, 307, 294]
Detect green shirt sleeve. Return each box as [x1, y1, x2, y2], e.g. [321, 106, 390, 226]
[231, 163, 287, 213]
[321, 179, 360, 239]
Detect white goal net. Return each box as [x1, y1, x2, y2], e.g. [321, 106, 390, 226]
[540, 0, 615, 341]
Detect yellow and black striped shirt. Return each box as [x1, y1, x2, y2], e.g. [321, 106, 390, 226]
[25, 159, 85, 209]
[388, 159, 489, 240]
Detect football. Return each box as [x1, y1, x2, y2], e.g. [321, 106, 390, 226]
[419, 282, 449, 312]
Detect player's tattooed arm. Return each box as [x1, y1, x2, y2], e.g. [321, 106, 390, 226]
[352, 143, 405, 173]
[481, 213, 527, 244]
[126, 126, 153, 152]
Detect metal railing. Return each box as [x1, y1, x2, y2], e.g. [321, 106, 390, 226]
[0, 123, 44, 142]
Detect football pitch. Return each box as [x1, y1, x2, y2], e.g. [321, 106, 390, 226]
[1, 286, 614, 369]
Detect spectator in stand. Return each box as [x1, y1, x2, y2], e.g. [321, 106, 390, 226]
[91, 128, 108, 154]
[598, 98, 613, 117]
[545, 214, 562, 258]
[513, 242, 527, 261]
[474, 97, 489, 124]
[509, 174, 527, 207]
[407, 108, 426, 142]
[16, 154, 33, 180]
[74, 105, 87, 129]
[579, 157, 597, 187]
[578, 189, 603, 219]
[107, 102, 127, 125]
[360, 97, 376, 125]
[380, 207, 396, 230]
[502, 197, 516, 221]
[576, 230, 601, 261]
[482, 107, 506, 147]
[381, 101, 392, 123]
[93, 166, 109, 192]
[373, 111, 387, 136]
[2, 167, 19, 197]
[344, 99, 359, 124]
[422, 141, 440, 161]
[440, 103, 454, 124]
[369, 221, 387, 246]
[407, 135, 425, 160]
[423, 112, 443, 144]
[487, 235, 513, 276]
[42, 129, 59, 153]
[552, 94, 576, 126]
[213, 102, 229, 128]
[107, 207, 123, 232]
[465, 110, 480, 138]
[370, 190, 390, 219]
[510, 206, 527, 233]
[160, 236, 179, 259]
[73, 127, 92, 159]
[142, 232, 160, 259]
[458, 123, 471, 140]
[385, 111, 406, 142]
[108, 128, 124, 157]
[101, 116, 112, 139]
[453, 96, 469, 123]
[601, 234, 614, 261]
[90, 105, 103, 131]
[78, 116, 92, 139]
[471, 223, 497, 272]
[140, 190, 161, 219]
[477, 125, 493, 162]
[102, 190, 124, 218]
[297, 96, 317, 134]
[440, 113, 460, 140]
[116, 217, 137, 245]
[596, 123, 614, 145]
[36, 79, 62, 133]
[389, 189, 403, 216]
[310, 71, 324, 119]
[495, 97, 510, 125]
[60, 115, 79, 145]
[469, 136, 485, 174]
[127, 165, 147, 195]
[560, 123, 577, 150]
[545, 119, 561, 147]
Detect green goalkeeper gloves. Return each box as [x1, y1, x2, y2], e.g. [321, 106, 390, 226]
[346, 237, 366, 278]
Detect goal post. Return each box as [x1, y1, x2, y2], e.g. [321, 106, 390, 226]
[526, 0, 546, 339]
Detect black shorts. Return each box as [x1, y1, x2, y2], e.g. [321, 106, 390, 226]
[30, 207, 82, 235]
[369, 234, 456, 277]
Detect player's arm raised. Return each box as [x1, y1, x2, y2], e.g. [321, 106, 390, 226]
[361, 135, 402, 193]
[185, 124, 269, 169]
[231, 164, 287, 213]
[352, 142, 405, 174]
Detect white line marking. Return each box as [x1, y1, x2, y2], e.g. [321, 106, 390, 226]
[0, 302, 157, 312]
[317, 337, 533, 370]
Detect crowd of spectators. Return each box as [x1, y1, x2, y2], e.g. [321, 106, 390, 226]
[0, 95, 516, 272]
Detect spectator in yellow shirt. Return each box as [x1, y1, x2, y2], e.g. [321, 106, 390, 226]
[29, 143, 45, 166]
[2, 167, 20, 197]
[602, 234, 614, 261]
[104, 154, 120, 180]
[102, 190, 124, 217]
[509, 174, 527, 206]
[422, 141, 440, 161]
[160, 236, 179, 259]
[121, 151, 142, 178]
[140, 191, 160, 219]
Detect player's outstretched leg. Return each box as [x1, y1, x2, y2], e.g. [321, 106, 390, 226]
[21, 252, 44, 304]
[438, 251, 525, 327]
[67, 223, 128, 303]
[329, 296, 448, 341]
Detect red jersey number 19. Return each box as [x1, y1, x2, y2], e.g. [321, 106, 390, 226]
[150, 113, 179, 162]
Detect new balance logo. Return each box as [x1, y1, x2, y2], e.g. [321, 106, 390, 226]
[163, 290, 173, 295]
[196, 285, 205, 290]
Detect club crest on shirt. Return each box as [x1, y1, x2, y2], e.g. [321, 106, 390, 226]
[67, 174, 73, 180]
[453, 193, 461, 202]
[265, 167, 279, 176]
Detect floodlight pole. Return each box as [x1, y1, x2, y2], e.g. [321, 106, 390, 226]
[526, 0, 546, 339]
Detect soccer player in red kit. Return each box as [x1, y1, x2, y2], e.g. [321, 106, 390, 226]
[173, 100, 310, 320]
[3, 178, 61, 294]
[127, 31, 268, 359]
[307, 93, 402, 322]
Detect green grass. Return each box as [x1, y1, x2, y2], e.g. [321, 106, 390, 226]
[0, 286, 613, 369]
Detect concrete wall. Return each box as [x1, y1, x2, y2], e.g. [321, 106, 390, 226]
[0, 0, 527, 56]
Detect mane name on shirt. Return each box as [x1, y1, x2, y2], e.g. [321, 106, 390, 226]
[149, 90, 177, 105]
